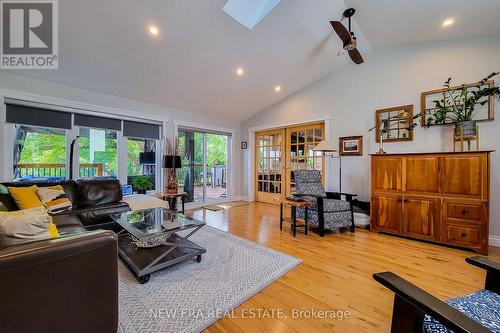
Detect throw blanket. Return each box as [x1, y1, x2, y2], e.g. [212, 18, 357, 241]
[121, 194, 168, 211]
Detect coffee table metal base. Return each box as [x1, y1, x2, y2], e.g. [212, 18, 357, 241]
[117, 231, 206, 284]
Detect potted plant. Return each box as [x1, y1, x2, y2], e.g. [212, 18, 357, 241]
[131, 175, 154, 194]
[422, 72, 500, 137]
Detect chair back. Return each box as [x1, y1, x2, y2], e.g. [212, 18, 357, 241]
[293, 170, 326, 197]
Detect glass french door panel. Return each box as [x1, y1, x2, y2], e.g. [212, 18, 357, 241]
[287, 124, 325, 196]
[256, 131, 284, 201]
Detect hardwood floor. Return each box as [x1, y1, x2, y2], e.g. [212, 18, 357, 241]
[185, 202, 500, 333]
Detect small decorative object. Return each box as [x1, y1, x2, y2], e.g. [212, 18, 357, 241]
[374, 105, 414, 143]
[418, 72, 500, 151]
[339, 136, 363, 156]
[131, 175, 154, 194]
[241, 141, 248, 149]
[164, 155, 182, 193]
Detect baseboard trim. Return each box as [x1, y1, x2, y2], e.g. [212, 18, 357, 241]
[490, 235, 500, 248]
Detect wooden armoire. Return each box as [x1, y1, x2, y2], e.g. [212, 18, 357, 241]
[370, 151, 492, 254]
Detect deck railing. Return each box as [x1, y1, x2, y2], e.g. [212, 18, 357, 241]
[16, 163, 104, 178]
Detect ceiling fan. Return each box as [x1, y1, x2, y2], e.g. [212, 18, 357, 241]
[330, 8, 364, 64]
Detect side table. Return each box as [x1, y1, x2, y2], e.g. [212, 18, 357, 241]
[156, 191, 188, 214]
[274, 197, 310, 237]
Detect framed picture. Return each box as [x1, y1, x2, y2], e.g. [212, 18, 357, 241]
[241, 141, 248, 149]
[339, 136, 363, 156]
[420, 80, 494, 127]
[375, 105, 414, 143]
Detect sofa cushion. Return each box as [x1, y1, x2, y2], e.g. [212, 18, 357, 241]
[423, 289, 500, 333]
[1, 180, 78, 209]
[76, 179, 123, 208]
[52, 214, 86, 236]
[75, 202, 130, 226]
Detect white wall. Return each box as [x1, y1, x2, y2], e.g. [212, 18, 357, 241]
[0, 72, 243, 199]
[242, 36, 500, 238]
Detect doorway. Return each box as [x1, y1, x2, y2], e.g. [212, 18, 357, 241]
[178, 128, 230, 203]
[254, 122, 325, 204]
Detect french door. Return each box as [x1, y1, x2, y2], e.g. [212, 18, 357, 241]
[254, 122, 325, 204]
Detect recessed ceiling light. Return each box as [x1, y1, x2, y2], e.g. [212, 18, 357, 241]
[236, 67, 244, 76]
[274, 85, 281, 93]
[442, 18, 454, 27]
[149, 25, 159, 36]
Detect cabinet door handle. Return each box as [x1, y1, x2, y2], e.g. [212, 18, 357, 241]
[461, 232, 466, 238]
[461, 210, 467, 215]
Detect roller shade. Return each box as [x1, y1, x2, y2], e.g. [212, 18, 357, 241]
[74, 114, 122, 131]
[178, 126, 232, 137]
[123, 120, 160, 140]
[5, 103, 72, 129]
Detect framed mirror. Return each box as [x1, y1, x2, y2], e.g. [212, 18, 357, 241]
[375, 105, 414, 143]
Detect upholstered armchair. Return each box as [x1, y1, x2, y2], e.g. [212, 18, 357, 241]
[373, 256, 500, 333]
[292, 170, 354, 237]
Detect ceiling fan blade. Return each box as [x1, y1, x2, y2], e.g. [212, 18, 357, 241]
[330, 21, 351, 45]
[348, 48, 364, 64]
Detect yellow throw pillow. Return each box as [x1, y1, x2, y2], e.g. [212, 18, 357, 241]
[7, 185, 43, 210]
[37, 185, 73, 214]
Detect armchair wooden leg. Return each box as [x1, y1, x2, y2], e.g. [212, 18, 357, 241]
[391, 295, 424, 333]
[317, 198, 325, 237]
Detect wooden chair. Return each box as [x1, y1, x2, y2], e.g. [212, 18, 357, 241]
[373, 256, 500, 333]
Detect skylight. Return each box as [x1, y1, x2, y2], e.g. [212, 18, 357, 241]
[223, 0, 281, 29]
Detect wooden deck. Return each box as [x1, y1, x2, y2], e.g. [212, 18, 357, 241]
[184, 202, 500, 333]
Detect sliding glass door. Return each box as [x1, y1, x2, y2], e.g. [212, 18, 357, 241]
[177, 128, 230, 203]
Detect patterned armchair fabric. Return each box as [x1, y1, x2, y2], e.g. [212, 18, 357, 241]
[423, 289, 500, 333]
[293, 170, 353, 234]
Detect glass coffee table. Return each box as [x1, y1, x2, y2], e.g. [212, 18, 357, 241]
[111, 208, 206, 284]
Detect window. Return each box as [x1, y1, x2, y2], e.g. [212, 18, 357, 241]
[13, 125, 67, 181]
[178, 128, 230, 203]
[78, 127, 118, 178]
[127, 138, 157, 191]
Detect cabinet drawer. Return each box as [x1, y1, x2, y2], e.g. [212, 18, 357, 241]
[446, 203, 484, 221]
[444, 224, 482, 247]
[443, 200, 486, 224]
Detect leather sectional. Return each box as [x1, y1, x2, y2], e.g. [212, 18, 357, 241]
[0, 178, 131, 333]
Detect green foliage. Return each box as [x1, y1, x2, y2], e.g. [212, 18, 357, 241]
[131, 175, 154, 191]
[422, 72, 500, 126]
[19, 132, 66, 164]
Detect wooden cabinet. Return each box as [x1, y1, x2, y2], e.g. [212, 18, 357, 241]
[371, 194, 403, 233]
[371, 152, 491, 254]
[402, 196, 438, 241]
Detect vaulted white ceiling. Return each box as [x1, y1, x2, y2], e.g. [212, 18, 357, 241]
[3, 0, 500, 121]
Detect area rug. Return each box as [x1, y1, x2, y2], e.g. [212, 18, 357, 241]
[118, 225, 301, 333]
[200, 204, 224, 211]
[202, 201, 248, 211]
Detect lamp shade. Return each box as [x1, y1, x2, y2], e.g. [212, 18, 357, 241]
[313, 140, 337, 152]
[139, 152, 156, 164]
[163, 155, 182, 169]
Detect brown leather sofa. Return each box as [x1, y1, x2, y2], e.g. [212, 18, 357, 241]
[0, 178, 130, 333]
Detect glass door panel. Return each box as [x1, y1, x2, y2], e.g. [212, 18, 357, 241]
[255, 129, 285, 204]
[178, 130, 230, 203]
[285, 123, 325, 196]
